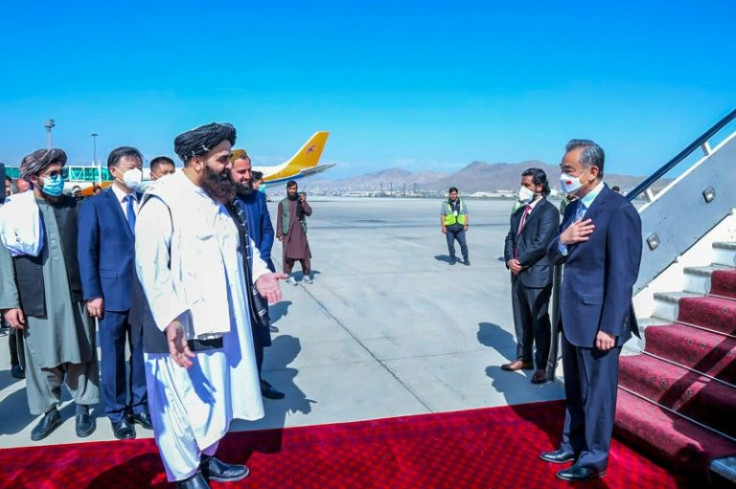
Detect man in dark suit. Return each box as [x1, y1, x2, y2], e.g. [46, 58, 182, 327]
[230, 149, 285, 400]
[540, 140, 642, 481]
[503, 168, 560, 384]
[78, 146, 152, 439]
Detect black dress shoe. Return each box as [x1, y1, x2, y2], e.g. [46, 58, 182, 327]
[129, 411, 153, 430]
[556, 464, 606, 481]
[540, 449, 576, 464]
[111, 418, 136, 439]
[11, 364, 25, 379]
[501, 360, 534, 371]
[260, 379, 285, 400]
[201, 455, 249, 483]
[75, 406, 96, 438]
[531, 369, 548, 384]
[31, 408, 62, 441]
[176, 471, 210, 489]
[269, 324, 280, 333]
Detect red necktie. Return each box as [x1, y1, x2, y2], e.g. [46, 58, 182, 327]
[518, 205, 532, 234]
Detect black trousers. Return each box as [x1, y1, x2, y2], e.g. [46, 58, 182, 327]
[254, 340, 264, 375]
[511, 277, 552, 369]
[251, 295, 273, 377]
[9, 327, 24, 368]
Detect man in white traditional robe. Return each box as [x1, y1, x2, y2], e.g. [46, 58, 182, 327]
[134, 122, 286, 489]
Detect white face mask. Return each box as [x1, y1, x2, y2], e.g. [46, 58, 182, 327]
[518, 186, 535, 203]
[559, 168, 588, 195]
[121, 168, 143, 190]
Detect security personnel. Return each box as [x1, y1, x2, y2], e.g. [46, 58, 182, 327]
[440, 186, 469, 266]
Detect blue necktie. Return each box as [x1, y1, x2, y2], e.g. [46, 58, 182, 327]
[126, 194, 137, 234]
[575, 202, 587, 221]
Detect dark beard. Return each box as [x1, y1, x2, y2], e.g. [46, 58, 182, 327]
[201, 165, 236, 204]
[234, 181, 255, 199]
[287, 192, 298, 201]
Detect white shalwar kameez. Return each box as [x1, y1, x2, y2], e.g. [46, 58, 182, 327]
[135, 178, 265, 482]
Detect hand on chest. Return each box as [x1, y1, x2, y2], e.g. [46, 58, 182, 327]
[564, 211, 610, 257]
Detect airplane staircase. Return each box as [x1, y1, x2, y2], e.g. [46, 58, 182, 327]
[616, 243, 736, 484]
[613, 109, 736, 487]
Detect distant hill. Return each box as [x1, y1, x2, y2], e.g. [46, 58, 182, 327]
[304, 160, 655, 195]
[305, 168, 449, 194]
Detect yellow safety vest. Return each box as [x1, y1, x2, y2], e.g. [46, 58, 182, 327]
[443, 199, 467, 226]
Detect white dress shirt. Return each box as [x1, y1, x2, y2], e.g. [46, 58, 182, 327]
[111, 184, 138, 219]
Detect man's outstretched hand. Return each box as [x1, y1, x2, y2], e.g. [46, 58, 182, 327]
[256, 273, 288, 304]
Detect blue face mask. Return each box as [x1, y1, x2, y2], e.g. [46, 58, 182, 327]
[41, 175, 65, 197]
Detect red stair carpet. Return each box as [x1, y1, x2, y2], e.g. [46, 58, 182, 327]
[0, 401, 687, 489]
[617, 268, 736, 482]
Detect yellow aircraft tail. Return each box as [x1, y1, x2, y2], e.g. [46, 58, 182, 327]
[266, 131, 329, 182]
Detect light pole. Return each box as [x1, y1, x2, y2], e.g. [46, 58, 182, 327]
[91, 133, 100, 183]
[44, 119, 56, 149]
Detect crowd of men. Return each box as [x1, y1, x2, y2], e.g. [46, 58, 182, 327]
[0, 122, 317, 489]
[1, 133, 642, 485]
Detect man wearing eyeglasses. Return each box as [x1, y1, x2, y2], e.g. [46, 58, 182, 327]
[0, 148, 100, 442]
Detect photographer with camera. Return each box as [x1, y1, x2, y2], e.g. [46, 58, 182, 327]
[277, 180, 313, 285]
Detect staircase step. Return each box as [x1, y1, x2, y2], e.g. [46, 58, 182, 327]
[678, 296, 736, 335]
[683, 265, 733, 295]
[619, 355, 736, 438]
[711, 269, 736, 299]
[615, 388, 736, 479]
[644, 323, 736, 384]
[653, 292, 699, 322]
[713, 242, 736, 267]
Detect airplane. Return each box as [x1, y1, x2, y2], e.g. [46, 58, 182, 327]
[255, 131, 333, 186]
[6, 131, 333, 197]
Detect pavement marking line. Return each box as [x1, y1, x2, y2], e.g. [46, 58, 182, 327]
[296, 283, 435, 413]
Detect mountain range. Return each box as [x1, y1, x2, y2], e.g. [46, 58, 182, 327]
[302, 160, 653, 194]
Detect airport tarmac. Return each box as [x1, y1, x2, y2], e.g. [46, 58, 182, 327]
[0, 197, 565, 449]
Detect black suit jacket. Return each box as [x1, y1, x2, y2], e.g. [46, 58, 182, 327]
[504, 198, 560, 288]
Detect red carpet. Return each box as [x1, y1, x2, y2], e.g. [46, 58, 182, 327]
[616, 267, 736, 482]
[0, 401, 689, 489]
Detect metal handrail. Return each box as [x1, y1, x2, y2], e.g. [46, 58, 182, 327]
[618, 385, 736, 443]
[627, 108, 736, 202]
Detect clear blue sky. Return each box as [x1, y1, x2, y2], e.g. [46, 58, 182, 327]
[1, 0, 734, 179]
